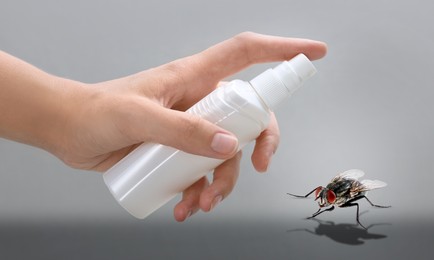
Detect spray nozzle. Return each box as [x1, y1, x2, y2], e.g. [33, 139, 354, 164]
[249, 53, 317, 110]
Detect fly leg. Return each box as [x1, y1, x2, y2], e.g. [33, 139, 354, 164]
[362, 196, 391, 208]
[340, 196, 366, 229]
[307, 206, 335, 219]
[310, 207, 321, 217]
[340, 195, 391, 229]
[287, 187, 321, 198]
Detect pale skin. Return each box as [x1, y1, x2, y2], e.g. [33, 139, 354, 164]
[0, 32, 327, 221]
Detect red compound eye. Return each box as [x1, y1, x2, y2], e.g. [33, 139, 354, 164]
[327, 190, 336, 204]
[315, 186, 323, 198]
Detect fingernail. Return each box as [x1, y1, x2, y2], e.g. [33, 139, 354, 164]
[211, 133, 238, 155]
[186, 210, 193, 219]
[210, 195, 223, 211]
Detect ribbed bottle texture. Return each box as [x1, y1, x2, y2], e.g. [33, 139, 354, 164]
[188, 87, 229, 123]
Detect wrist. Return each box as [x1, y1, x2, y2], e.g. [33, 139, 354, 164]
[20, 76, 88, 158]
[38, 77, 88, 157]
[0, 51, 89, 157]
[0, 72, 87, 157]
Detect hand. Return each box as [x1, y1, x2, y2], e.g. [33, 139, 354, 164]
[0, 32, 327, 221]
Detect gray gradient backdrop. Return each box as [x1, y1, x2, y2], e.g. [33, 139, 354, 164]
[1, 0, 433, 259]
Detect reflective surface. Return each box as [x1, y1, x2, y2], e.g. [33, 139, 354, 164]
[0, 218, 431, 259]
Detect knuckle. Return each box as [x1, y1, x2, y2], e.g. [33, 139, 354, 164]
[232, 32, 261, 64]
[159, 59, 204, 106]
[269, 115, 281, 145]
[224, 176, 238, 196]
[234, 31, 257, 41]
[162, 60, 187, 75]
[269, 130, 280, 147]
[261, 133, 279, 154]
[160, 60, 189, 87]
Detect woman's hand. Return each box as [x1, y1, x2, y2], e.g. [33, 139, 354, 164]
[0, 32, 327, 221]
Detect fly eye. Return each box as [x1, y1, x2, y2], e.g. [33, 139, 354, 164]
[314, 186, 323, 198]
[327, 190, 336, 204]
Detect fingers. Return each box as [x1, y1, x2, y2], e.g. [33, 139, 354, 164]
[174, 151, 242, 222]
[149, 105, 239, 159]
[111, 94, 239, 160]
[154, 32, 327, 109]
[173, 177, 209, 222]
[199, 151, 242, 212]
[169, 111, 279, 221]
[251, 113, 280, 172]
[171, 112, 279, 222]
[196, 32, 327, 82]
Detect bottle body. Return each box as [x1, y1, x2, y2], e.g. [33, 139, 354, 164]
[103, 80, 270, 219]
[103, 54, 317, 219]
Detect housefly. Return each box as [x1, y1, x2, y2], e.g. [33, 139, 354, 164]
[287, 169, 390, 229]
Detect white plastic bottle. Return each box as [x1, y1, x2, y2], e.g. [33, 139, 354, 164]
[103, 53, 317, 219]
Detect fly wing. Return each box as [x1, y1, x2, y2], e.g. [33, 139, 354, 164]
[331, 169, 365, 182]
[359, 179, 387, 191]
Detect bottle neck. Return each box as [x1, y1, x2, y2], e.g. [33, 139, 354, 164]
[249, 54, 317, 110]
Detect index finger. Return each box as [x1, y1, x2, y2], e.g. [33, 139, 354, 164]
[165, 32, 327, 108]
[197, 32, 327, 82]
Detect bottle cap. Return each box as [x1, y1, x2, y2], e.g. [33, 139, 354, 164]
[249, 53, 317, 110]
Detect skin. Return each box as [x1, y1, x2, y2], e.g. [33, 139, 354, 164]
[0, 32, 327, 221]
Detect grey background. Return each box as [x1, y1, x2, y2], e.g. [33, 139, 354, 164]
[1, 0, 433, 259]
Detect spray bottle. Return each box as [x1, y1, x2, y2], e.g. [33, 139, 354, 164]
[103, 53, 317, 219]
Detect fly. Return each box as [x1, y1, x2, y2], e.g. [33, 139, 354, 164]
[287, 169, 391, 229]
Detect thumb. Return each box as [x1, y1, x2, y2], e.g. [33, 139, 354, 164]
[147, 106, 239, 159]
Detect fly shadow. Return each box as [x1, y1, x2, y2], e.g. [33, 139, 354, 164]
[287, 218, 390, 246]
